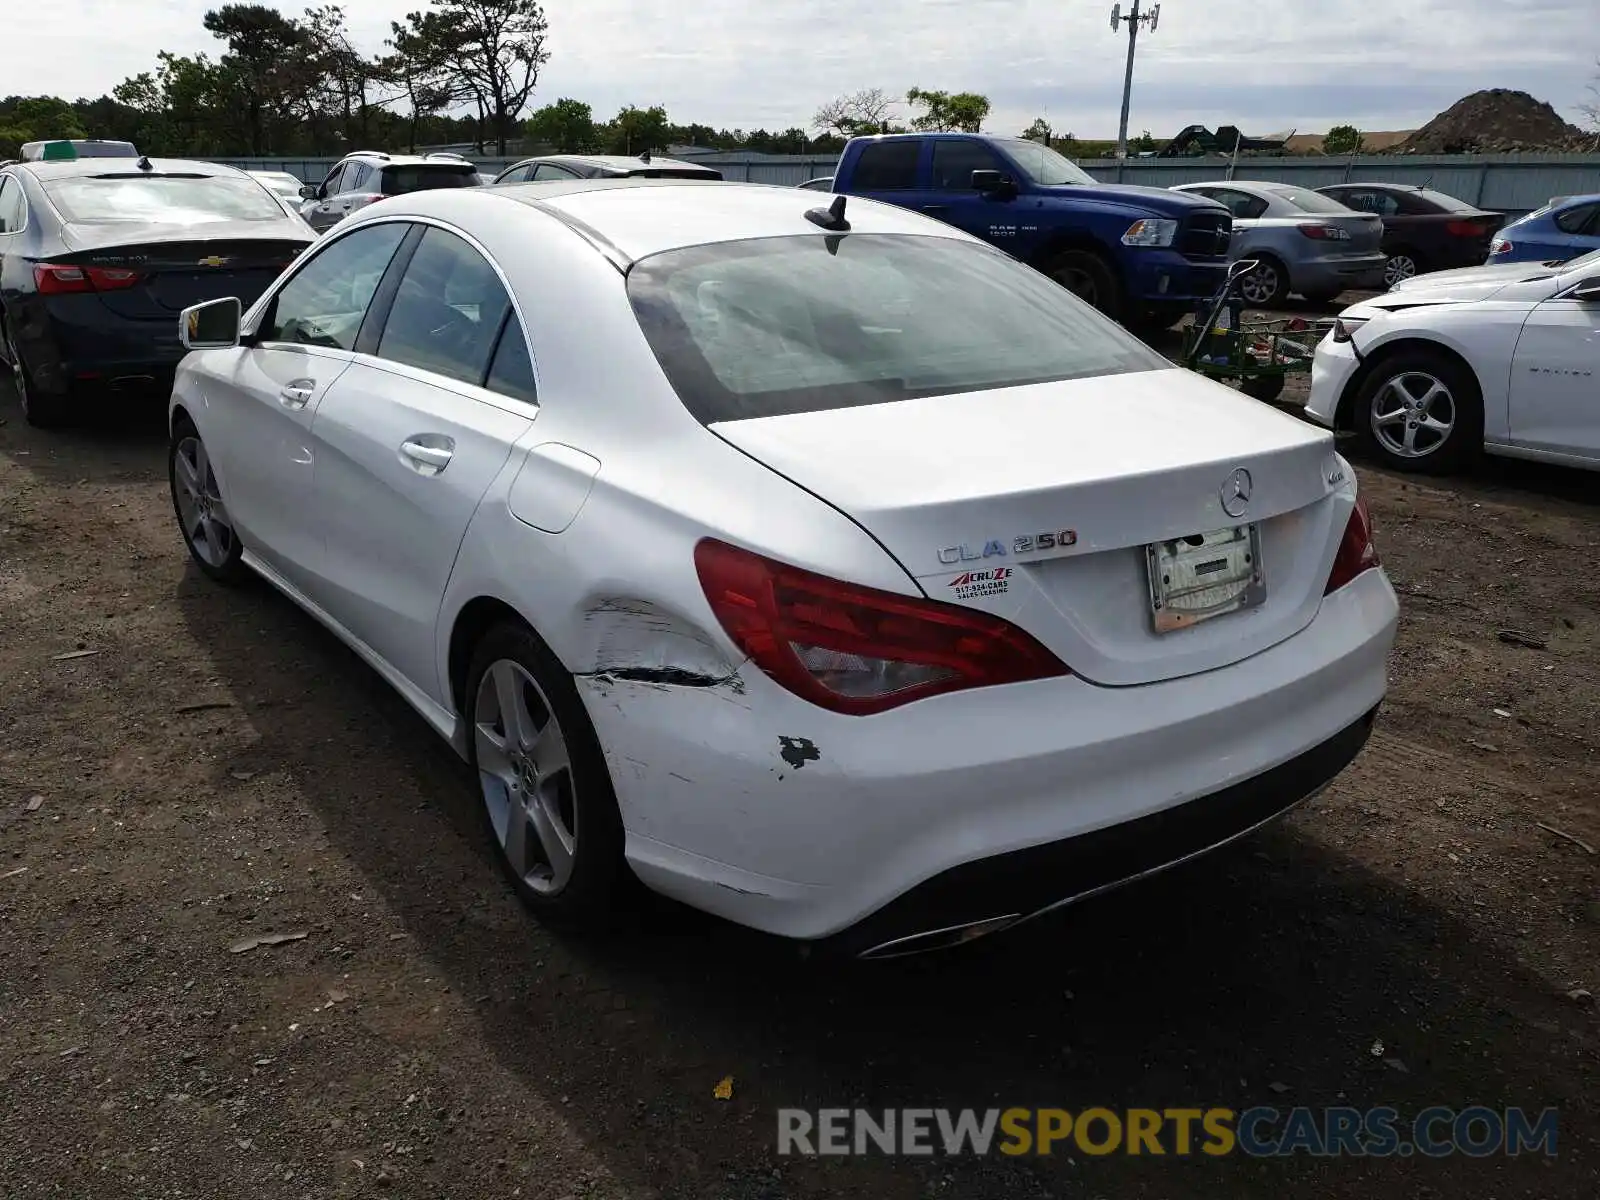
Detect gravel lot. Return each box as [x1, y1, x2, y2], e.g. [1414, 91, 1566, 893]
[1, 318, 1597, 1198]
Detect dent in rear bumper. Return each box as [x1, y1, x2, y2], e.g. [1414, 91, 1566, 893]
[579, 568, 1398, 942]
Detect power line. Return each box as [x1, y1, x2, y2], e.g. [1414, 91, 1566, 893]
[1109, 2, 1161, 159]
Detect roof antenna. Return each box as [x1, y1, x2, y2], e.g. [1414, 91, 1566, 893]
[136, 155, 153, 171]
[804, 194, 850, 232]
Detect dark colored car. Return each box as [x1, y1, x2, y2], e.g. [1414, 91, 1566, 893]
[0, 156, 314, 427]
[491, 153, 723, 184]
[300, 151, 482, 234]
[1315, 184, 1505, 287]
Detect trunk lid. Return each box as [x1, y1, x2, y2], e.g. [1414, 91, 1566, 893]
[54, 226, 308, 320]
[712, 369, 1353, 687]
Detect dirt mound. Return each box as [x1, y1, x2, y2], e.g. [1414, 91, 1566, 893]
[1400, 89, 1587, 154]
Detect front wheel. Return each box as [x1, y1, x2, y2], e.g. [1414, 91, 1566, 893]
[1043, 250, 1123, 321]
[1353, 351, 1482, 474]
[466, 622, 628, 924]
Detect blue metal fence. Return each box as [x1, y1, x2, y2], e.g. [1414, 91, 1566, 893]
[218, 152, 1600, 218]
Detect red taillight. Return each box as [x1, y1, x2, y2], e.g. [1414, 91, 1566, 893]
[693, 538, 1071, 715]
[33, 263, 142, 294]
[1445, 219, 1489, 237]
[1297, 224, 1350, 242]
[1324, 496, 1380, 595]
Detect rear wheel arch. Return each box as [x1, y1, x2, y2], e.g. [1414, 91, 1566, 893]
[447, 596, 536, 719]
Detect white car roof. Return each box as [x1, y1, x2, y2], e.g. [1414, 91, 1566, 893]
[356, 178, 982, 266]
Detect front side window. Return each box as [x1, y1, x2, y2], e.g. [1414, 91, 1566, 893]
[930, 139, 1005, 191]
[375, 227, 513, 385]
[1209, 189, 1268, 219]
[0, 176, 25, 232]
[498, 165, 531, 183]
[41, 174, 290, 224]
[261, 222, 409, 350]
[321, 164, 347, 195]
[628, 233, 1169, 424]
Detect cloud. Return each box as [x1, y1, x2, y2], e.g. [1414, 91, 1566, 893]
[1, 0, 1595, 138]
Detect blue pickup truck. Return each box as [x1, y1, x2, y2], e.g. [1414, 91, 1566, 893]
[829, 133, 1234, 326]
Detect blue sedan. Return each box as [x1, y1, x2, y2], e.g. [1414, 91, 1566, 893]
[1487, 193, 1600, 264]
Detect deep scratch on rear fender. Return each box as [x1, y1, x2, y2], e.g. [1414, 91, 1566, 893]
[581, 596, 742, 684]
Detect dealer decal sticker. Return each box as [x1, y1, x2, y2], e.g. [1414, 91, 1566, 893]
[948, 567, 1013, 601]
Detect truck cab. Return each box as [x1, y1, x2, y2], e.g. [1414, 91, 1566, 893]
[829, 133, 1233, 326]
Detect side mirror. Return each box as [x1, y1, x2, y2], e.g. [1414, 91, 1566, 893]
[299, 184, 317, 199]
[971, 169, 1015, 196]
[1566, 278, 1600, 302]
[181, 297, 242, 350]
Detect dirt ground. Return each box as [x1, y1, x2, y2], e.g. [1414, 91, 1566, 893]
[1, 323, 1597, 1199]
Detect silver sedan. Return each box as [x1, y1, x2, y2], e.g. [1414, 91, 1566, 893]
[1172, 181, 1387, 306]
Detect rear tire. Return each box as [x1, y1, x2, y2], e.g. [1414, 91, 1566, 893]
[3, 319, 70, 429]
[1383, 249, 1425, 289]
[1353, 349, 1482, 474]
[465, 621, 629, 926]
[1042, 249, 1124, 321]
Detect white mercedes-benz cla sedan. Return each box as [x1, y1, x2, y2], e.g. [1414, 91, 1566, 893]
[169, 179, 1398, 958]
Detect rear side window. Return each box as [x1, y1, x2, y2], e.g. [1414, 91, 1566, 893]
[345, 163, 371, 192]
[628, 233, 1169, 424]
[1209, 189, 1269, 219]
[41, 174, 288, 223]
[1265, 185, 1357, 215]
[531, 163, 578, 181]
[1334, 190, 1399, 216]
[852, 141, 920, 190]
[262, 222, 409, 350]
[485, 320, 538, 405]
[375, 227, 512, 385]
[0, 176, 25, 232]
[1555, 204, 1600, 235]
[380, 166, 479, 195]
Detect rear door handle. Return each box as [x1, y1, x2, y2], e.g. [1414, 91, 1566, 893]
[278, 380, 315, 409]
[400, 437, 455, 475]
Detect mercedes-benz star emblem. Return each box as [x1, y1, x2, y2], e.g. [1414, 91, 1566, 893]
[1220, 467, 1254, 518]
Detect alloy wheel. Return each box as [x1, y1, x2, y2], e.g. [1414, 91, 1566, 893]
[474, 659, 578, 895]
[1239, 264, 1279, 306]
[1370, 370, 1456, 459]
[172, 434, 237, 567]
[4, 325, 33, 417]
[1384, 254, 1418, 287]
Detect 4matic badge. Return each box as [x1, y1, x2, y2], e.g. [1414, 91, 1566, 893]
[947, 567, 1014, 601]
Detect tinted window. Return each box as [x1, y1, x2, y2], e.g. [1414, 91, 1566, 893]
[485, 319, 538, 405]
[320, 164, 347, 194]
[497, 165, 531, 183]
[1263, 185, 1358, 215]
[345, 163, 370, 192]
[376, 227, 512, 385]
[1333, 189, 1399, 216]
[1555, 204, 1599, 235]
[1210, 188, 1269, 219]
[997, 139, 1095, 186]
[262, 222, 408, 350]
[852, 141, 920, 190]
[379, 165, 479, 195]
[930, 139, 1005, 190]
[0, 176, 24, 232]
[628, 233, 1169, 424]
[531, 163, 578, 181]
[41, 174, 289, 224]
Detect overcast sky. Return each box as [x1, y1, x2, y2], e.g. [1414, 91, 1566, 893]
[5, 0, 1597, 139]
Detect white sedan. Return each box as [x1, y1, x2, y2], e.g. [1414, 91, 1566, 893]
[1305, 249, 1600, 472]
[169, 180, 1398, 958]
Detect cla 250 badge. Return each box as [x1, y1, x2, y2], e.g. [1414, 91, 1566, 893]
[937, 530, 1078, 565]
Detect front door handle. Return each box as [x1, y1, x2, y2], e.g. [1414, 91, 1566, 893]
[278, 380, 315, 409]
[400, 436, 455, 475]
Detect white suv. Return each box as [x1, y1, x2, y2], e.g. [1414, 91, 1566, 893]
[301, 151, 479, 233]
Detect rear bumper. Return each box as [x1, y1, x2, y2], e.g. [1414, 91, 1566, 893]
[583, 566, 1397, 946]
[825, 705, 1378, 958]
[16, 300, 186, 397]
[1294, 253, 1387, 295]
[1126, 249, 1229, 304]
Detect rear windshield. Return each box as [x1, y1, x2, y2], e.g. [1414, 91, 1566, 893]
[1264, 185, 1359, 215]
[627, 233, 1169, 423]
[42, 174, 289, 223]
[379, 165, 479, 195]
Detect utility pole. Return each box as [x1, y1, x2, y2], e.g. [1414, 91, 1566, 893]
[1110, 2, 1161, 160]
